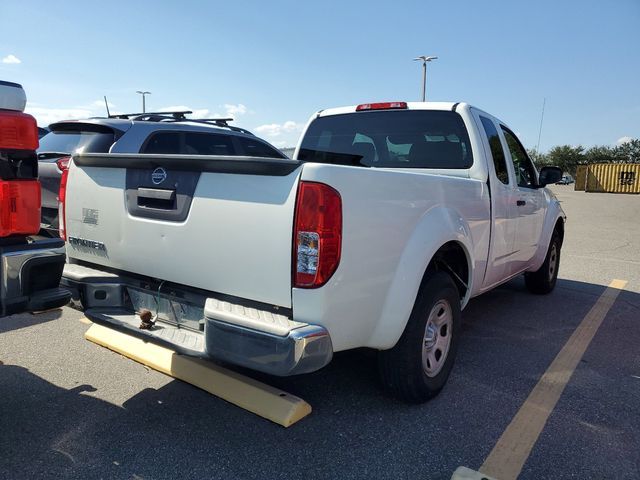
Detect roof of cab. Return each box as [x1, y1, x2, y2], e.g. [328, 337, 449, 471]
[317, 101, 466, 118]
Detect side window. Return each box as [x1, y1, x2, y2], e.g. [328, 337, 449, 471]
[501, 127, 537, 188]
[141, 132, 181, 154]
[237, 137, 284, 158]
[184, 132, 235, 155]
[141, 132, 236, 155]
[479, 116, 509, 184]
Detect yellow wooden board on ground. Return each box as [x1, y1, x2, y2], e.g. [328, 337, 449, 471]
[84, 322, 312, 427]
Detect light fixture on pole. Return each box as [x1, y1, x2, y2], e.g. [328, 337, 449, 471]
[136, 91, 151, 113]
[413, 56, 438, 102]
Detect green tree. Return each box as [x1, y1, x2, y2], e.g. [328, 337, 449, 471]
[527, 148, 548, 166]
[545, 145, 585, 175]
[584, 145, 617, 164]
[614, 139, 640, 163]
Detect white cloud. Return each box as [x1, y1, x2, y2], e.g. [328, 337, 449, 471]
[255, 121, 303, 137]
[158, 105, 211, 119]
[224, 103, 247, 118]
[25, 106, 93, 126]
[91, 99, 116, 109]
[2, 54, 21, 64]
[617, 136, 633, 145]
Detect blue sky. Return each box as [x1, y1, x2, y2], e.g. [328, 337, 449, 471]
[1, 0, 638, 150]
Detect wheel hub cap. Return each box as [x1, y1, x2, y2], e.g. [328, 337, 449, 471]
[422, 299, 453, 377]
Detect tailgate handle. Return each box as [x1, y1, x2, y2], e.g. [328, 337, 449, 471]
[138, 187, 175, 201]
[137, 187, 176, 210]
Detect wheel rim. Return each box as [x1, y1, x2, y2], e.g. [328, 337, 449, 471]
[548, 243, 558, 282]
[422, 299, 453, 377]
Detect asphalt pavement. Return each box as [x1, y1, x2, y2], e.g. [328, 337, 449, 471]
[1, 185, 638, 480]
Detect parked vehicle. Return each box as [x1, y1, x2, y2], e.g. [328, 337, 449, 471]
[60, 101, 565, 402]
[0, 80, 70, 315]
[556, 174, 574, 185]
[37, 112, 285, 236]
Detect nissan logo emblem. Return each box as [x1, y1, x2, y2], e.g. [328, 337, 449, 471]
[151, 167, 167, 185]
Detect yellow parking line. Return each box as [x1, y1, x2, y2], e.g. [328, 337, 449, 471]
[478, 279, 627, 480]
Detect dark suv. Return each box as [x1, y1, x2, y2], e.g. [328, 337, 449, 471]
[38, 112, 286, 236]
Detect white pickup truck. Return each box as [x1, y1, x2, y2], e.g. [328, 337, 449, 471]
[61, 101, 565, 402]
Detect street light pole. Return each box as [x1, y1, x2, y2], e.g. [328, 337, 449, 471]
[413, 56, 438, 101]
[136, 91, 151, 113]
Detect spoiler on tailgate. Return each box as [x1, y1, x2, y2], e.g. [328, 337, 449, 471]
[73, 153, 302, 177]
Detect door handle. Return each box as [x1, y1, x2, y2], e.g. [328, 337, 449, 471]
[516, 200, 526, 206]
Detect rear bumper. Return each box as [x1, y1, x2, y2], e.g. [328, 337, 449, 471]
[63, 263, 333, 376]
[0, 237, 70, 315]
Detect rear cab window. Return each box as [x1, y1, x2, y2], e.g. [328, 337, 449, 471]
[479, 116, 510, 184]
[39, 123, 116, 154]
[298, 110, 473, 169]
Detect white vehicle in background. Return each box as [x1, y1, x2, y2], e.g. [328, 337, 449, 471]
[60, 101, 565, 402]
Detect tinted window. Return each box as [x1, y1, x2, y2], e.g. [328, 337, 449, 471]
[141, 132, 236, 155]
[38, 125, 115, 154]
[298, 110, 473, 169]
[142, 132, 180, 154]
[238, 137, 285, 158]
[479, 116, 509, 184]
[501, 127, 537, 188]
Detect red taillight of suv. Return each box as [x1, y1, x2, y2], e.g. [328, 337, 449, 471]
[58, 167, 69, 240]
[0, 179, 41, 236]
[293, 181, 342, 288]
[56, 156, 70, 172]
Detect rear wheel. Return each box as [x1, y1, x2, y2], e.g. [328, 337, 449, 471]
[378, 271, 461, 403]
[525, 231, 561, 294]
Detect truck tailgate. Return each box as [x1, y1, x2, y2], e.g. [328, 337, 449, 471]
[65, 153, 301, 308]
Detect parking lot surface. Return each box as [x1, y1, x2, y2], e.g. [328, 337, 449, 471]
[1, 186, 638, 480]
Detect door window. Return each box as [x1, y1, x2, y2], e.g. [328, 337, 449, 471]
[501, 128, 537, 188]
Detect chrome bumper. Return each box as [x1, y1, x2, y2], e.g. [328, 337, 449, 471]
[205, 319, 333, 376]
[63, 263, 333, 376]
[0, 237, 70, 315]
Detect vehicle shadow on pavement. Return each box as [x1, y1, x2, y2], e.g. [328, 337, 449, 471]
[1, 277, 637, 480]
[0, 308, 63, 334]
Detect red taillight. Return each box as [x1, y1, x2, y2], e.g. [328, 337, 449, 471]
[293, 181, 342, 288]
[56, 156, 71, 171]
[0, 111, 39, 150]
[0, 180, 41, 237]
[356, 102, 407, 111]
[58, 167, 69, 240]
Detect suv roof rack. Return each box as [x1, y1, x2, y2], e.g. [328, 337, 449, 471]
[108, 111, 254, 135]
[109, 110, 192, 119]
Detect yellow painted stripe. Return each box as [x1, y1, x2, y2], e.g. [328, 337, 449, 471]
[85, 323, 312, 427]
[479, 279, 627, 480]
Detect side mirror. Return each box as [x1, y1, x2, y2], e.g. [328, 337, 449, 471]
[539, 166, 563, 187]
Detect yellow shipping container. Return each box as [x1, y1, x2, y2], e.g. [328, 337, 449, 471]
[585, 163, 640, 194]
[574, 165, 587, 191]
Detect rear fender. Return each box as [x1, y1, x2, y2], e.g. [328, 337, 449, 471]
[367, 205, 474, 350]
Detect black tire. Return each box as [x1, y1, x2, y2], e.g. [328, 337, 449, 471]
[378, 271, 461, 403]
[525, 231, 561, 295]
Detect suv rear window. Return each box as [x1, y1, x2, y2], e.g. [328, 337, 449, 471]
[39, 124, 116, 154]
[298, 110, 473, 169]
